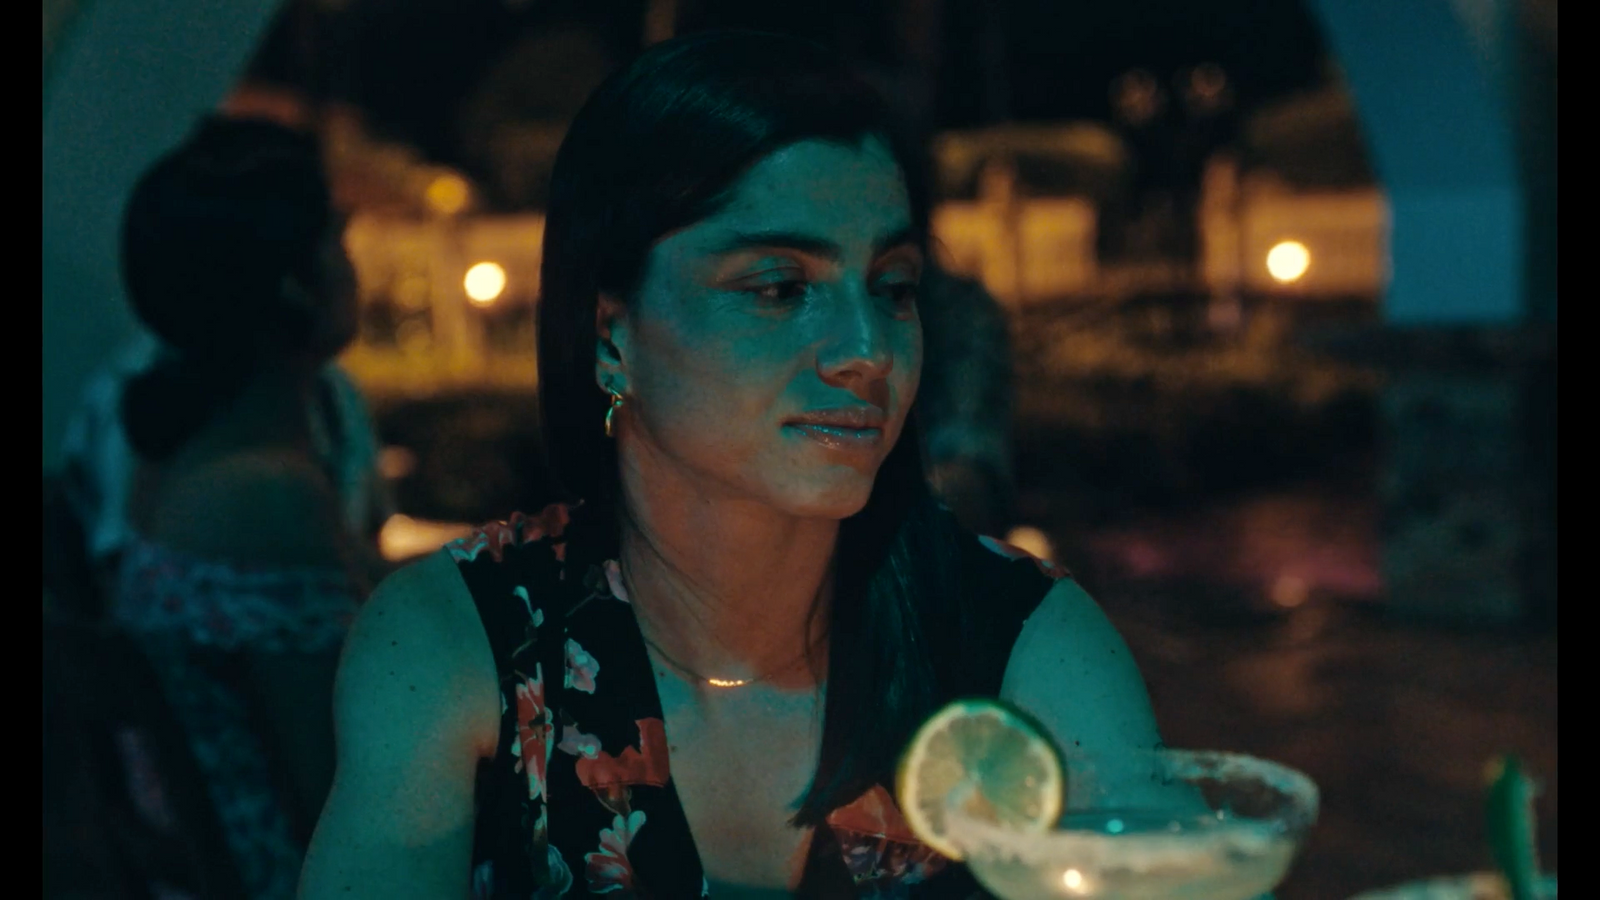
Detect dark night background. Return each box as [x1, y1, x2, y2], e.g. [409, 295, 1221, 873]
[43, 1, 1556, 897]
[244, 0, 1329, 173]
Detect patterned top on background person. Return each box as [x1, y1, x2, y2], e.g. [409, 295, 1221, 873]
[447, 501, 1067, 899]
[112, 536, 362, 900]
[58, 328, 394, 564]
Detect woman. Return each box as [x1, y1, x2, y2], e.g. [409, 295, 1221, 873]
[58, 322, 395, 618]
[302, 31, 1166, 899]
[110, 116, 384, 899]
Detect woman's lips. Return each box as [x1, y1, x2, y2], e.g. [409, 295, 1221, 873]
[786, 423, 885, 451]
[785, 405, 889, 452]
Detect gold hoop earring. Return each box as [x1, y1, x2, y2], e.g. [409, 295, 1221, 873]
[604, 388, 625, 438]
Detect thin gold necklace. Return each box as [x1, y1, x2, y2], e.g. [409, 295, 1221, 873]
[637, 631, 813, 688]
[619, 559, 817, 689]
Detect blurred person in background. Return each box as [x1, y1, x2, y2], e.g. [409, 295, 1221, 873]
[56, 91, 396, 621]
[44, 582, 249, 900]
[96, 115, 385, 900]
[57, 325, 395, 617]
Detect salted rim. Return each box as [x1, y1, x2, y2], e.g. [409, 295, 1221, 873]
[944, 750, 1319, 873]
[947, 806, 1293, 873]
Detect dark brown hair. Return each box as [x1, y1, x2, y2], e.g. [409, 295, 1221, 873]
[536, 29, 961, 826]
[118, 116, 332, 461]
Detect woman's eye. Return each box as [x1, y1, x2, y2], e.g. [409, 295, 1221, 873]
[750, 280, 809, 304]
[878, 282, 920, 308]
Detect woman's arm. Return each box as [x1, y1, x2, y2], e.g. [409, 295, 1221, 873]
[999, 578, 1199, 812]
[299, 550, 501, 900]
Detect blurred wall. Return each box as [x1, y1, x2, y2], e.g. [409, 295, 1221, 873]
[43, 0, 285, 469]
[1306, 0, 1546, 325]
[1305, 0, 1555, 625]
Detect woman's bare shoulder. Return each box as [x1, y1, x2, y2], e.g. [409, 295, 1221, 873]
[346, 550, 493, 681]
[357, 550, 473, 628]
[144, 447, 347, 565]
[339, 550, 501, 759]
[302, 550, 499, 897]
[1000, 577, 1163, 753]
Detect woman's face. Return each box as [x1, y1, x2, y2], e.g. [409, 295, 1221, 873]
[598, 136, 924, 520]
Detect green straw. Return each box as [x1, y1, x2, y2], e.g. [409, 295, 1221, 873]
[1484, 754, 1540, 900]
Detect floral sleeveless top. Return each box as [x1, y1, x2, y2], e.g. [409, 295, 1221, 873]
[448, 503, 1067, 899]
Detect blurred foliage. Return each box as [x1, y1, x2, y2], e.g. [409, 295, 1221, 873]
[1014, 300, 1380, 424]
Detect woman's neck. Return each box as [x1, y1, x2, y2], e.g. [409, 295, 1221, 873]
[616, 451, 837, 693]
[133, 363, 325, 537]
[189, 364, 322, 459]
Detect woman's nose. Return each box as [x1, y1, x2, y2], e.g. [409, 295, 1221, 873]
[814, 285, 895, 390]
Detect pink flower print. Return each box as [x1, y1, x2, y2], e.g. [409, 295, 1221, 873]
[472, 861, 494, 899]
[575, 718, 671, 790]
[529, 502, 573, 539]
[826, 784, 920, 844]
[447, 520, 520, 565]
[591, 783, 635, 820]
[513, 666, 553, 800]
[558, 725, 603, 760]
[603, 559, 630, 603]
[565, 638, 600, 693]
[828, 784, 951, 886]
[446, 504, 573, 564]
[513, 585, 544, 627]
[584, 810, 647, 894]
[534, 844, 574, 899]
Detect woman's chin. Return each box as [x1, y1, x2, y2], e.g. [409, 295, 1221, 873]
[771, 475, 878, 521]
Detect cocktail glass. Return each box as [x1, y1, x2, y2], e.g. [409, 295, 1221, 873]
[945, 749, 1319, 900]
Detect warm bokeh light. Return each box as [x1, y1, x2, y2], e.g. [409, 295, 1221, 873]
[426, 173, 470, 216]
[377, 445, 418, 481]
[464, 262, 507, 304]
[1266, 241, 1311, 284]
[378, 514, 478, 563]
[1271, 574, 1311, 608]
[1005, 525, 1057, 563]
[1063, 868, 1086, 892]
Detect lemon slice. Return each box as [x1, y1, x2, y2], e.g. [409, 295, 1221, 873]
[895, 697, 1066, 861]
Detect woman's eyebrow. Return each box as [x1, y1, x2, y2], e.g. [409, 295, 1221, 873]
[709, 225, 919, 261]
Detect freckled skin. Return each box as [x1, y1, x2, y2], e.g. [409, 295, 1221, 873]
[597, 137, 924, 520]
